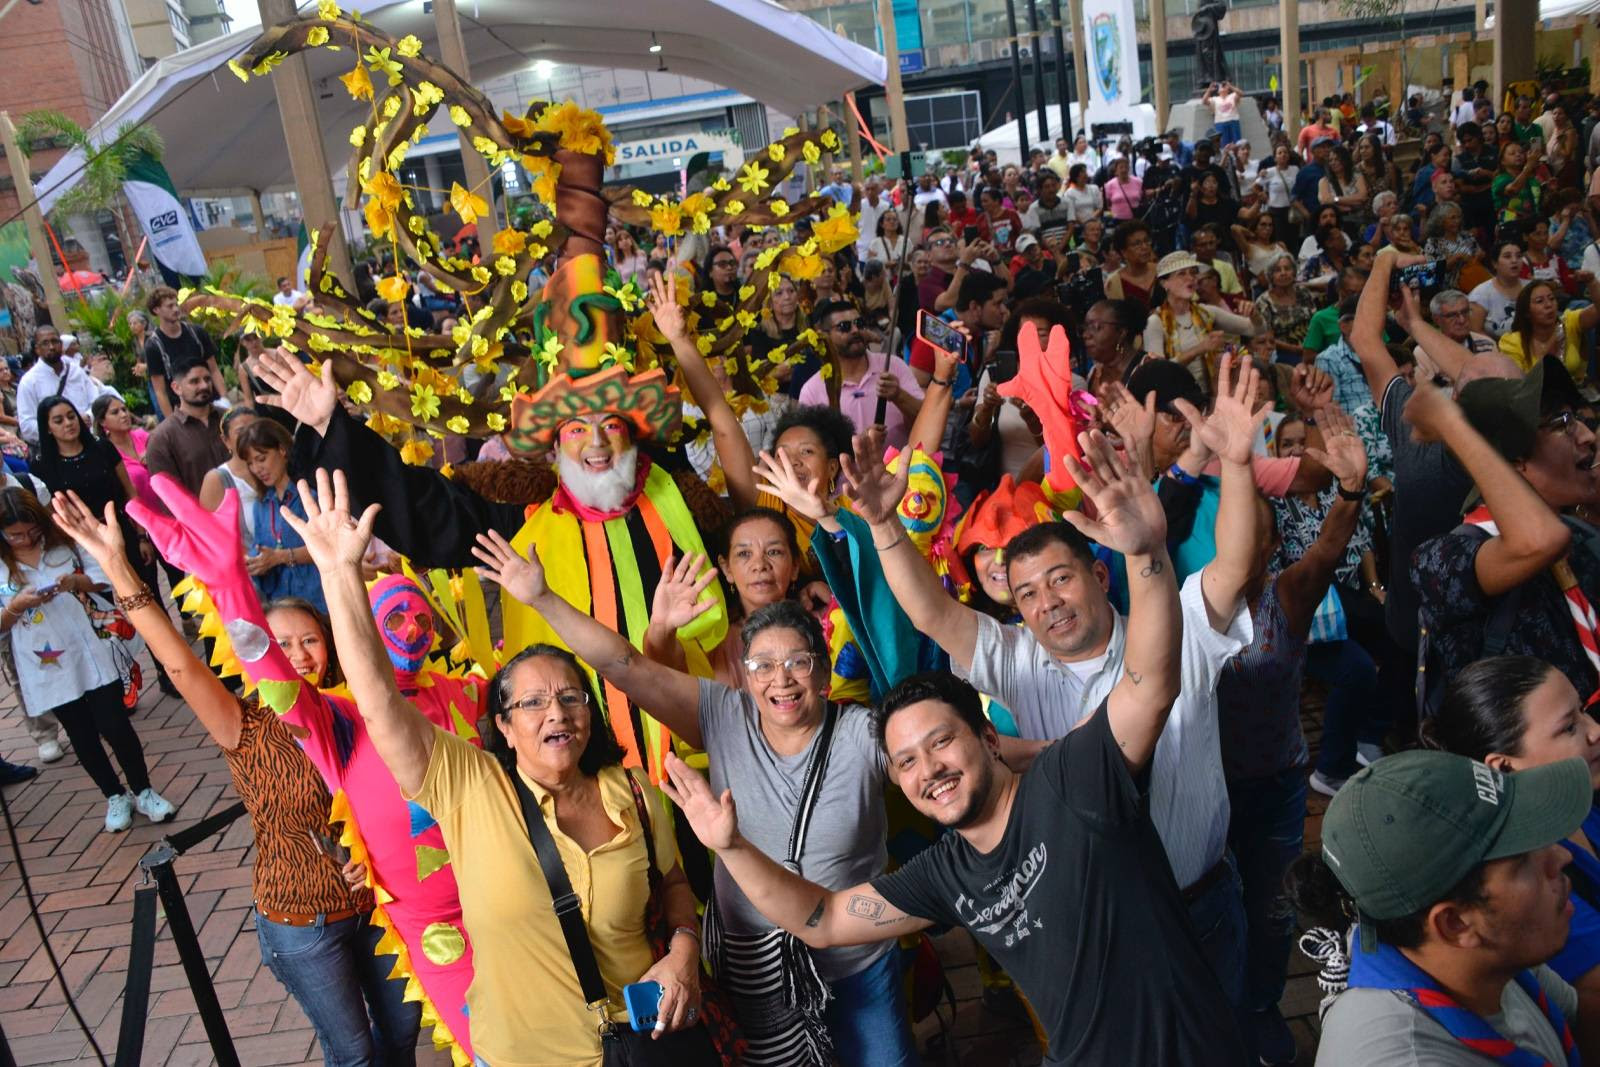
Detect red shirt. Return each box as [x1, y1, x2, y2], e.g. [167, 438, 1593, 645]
[978, 209, 1025, 252]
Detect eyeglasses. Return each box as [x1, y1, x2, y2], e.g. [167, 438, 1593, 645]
[505, 689, 590, 714]
[830, 318, 863, 333]
[742, 653, 822, 682]
[1540, 411, 1583, 437]
[711, 259, 738, 270]
[929, 238, 954, 248]
[1, 525, 39, 544]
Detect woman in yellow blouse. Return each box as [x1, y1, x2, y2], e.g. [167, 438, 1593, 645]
[286, 469, 715, 1067]
[1498, 276, 1600, 386]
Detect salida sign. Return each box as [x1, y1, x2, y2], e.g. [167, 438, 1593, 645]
[612, 131, 744, 171]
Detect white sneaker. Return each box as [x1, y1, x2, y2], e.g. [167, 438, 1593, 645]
[1356, 742, 1384, 767]
[1308, 770, 1347, 798]
[37, 740, 62, 763]
[105, 793, 133, 833]
[133, 787, 175, 823]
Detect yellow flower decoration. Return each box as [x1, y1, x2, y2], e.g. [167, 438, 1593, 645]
[736, 310, 757, 329]
[446, 415, 471, 434]
[753, 246, 783, 270]
[725, 200, 745, 216]
[406, 214, 426, 235]
[691, 213, 711, 235]
[348, 125, 366, 148]
[381, 95, 401, 119]
[711, 177, 732, 192]
[346, 380, 373, 405]
[306, 26, 330, 47]
[737, 161, 770, 195]
[395, 34, 423, 58]
[529, 219, 554, 239]
[413, 80, 444, 115]
[361, 169, 403, 210]
[410, 384, 441, 420]
[376, 370, 401, 390]
[470, 265, 491, 286]
[512, 280, 529, 303]
[600, 341, 630, 367]
[449, 105, 471, 127]
[400, 439, 435, 465]
[492, 229, 527, 256]
[649, 202, 683, 237]
[802, 140, 822, 166]
[770, 199, 790, 217]
[337, 63, 371, 101]
[783, 126, 800, 137]
[364, 46, 404, 87]
[820, 129, 841, 151]
[485, 412, 507, 432]
[604, 284, 640, 313]
[819, 363, 834, 381]
[631, 189, 654, 208]
[533, 101, 612, 158]
[695, 333, 715, 355]
[700, 291, 718, 308]
[363, 198, 394, 241]
[317, 0, 340, 19]
[448, 182, 489, 224]
[493, 255, 517, 277]
[811, 204, 859, 254]
[767, 143, 786, 164]
[737, 284, 756, 302]
[250, 51, 287, 76]
[376, 274, 410, 303]
[227, 59, 249, 82]
[450, 323, 472, 347]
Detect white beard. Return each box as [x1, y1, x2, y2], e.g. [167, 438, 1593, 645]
[558, 447, 639, 512]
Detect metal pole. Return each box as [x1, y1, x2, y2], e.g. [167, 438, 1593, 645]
[0, 111, 68, 331]
[1050, 0, 1072, 142]
[1028, 0, 1049, 143]
[143, 844, 241, 1067]
[1005, 0, 1031, 162]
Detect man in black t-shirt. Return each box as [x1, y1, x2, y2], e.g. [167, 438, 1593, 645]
[144, 285, 223, 418]
[661, 431, 1248, 1065]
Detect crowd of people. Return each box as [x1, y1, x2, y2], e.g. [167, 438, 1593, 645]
[4, 71, 1600, 1067]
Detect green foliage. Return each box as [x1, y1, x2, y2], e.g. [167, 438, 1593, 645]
[67, 289, 148, 410]
[14, 111, 164, 226]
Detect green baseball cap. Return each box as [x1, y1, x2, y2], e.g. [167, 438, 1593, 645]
[1322, 750, 1589, 931]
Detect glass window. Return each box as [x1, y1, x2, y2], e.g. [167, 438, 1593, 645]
[814, 3, 878, 49]
[921, 0, 971, 47]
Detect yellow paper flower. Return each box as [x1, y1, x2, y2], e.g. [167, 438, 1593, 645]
[819, 363, 834, 381]
[737, 284, 756, 301]
[802, 140, 822, 166]
[470, 265, 491, 286]
[406, 214, 426, 235]
[700, 291, 718, 308]
[695, 333, 715, 355]
[770, 199, 790, 217]
[364, 46, 404, 87]
[753, 246, 782, 270]
[227, 59, 249, 82]
[767, 143, 786, 163]
[811, 204, 859, 254]
[600, 341, 630, 366]
[250, 51, 287, 76]
[534, 101, 612, 157]
[631, 189, 654, 208]
[381, 95, 401, 119]
[783, 126, 800, 137]
[493, 255, 516, 277]
[449, 105, 471, 127]
[395, 34, 423, 57]
[820, 129, 841, 151]
[529, 219, 554, 239]
[680, 192, 713, 217]
[339, 63, 373, 101]
[318, 0, 340, 19]
[400, 439, 434, 465]
[347, 380, 373, 404]
[649, 202, 683, 237]
[376, 274, 410, 303]
[737, 161, 770, 195]
[736, 310, 757, 329]
[512, 280, 529, 303]
[363, 198, 394, 240]
[361, 169, 403, 210]
[604, 284, 640, 313]
[448, 182, 489, 224]
[410, 383, 441, 420]
[691, 213, 710, 235]
[348, 125, 366, 148]
[446, 415, 470, 434]
[725, 200, 745, 216]
[486, 412, 507, 432]
[492, 229, 526, 256]
[376, 370, 401, 390]
[306, 26, 330, 47]
[450, 323, 472, 347]
[413, 80, 444, 115]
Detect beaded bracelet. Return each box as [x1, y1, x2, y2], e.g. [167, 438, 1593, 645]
[116, 583, 158, 615]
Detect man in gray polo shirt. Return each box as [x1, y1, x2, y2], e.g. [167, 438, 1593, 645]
[842, 355, 1266, 1013]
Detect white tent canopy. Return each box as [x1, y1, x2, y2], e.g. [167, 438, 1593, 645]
[37, 0, 885, 211]
[980, 104, 1159, 167]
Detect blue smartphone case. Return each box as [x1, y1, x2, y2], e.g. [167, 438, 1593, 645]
[622, 980, 662, 1032]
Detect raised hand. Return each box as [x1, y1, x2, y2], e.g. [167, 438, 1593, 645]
[650, 553, 719, 631]
[1176, 355, 1267, 467]
[1401, 373, 1461, 444]
[659, 752, 739, 852]
[51, 492, 126, 573]
[1304, 406, 1369, 491]
[278, 469, 380, 573]
[1057, 428, 1169, 558]
[255, 349, 338, 436]
[1288, 363, 1334, 417]
[1102, 381, 1157, 450]
[838, 432, 909, 527]
[754, 449, 833, 523]
[646, 271, 688, 345]
[129, 473, 249, 589]
[471, 529, 548, 605]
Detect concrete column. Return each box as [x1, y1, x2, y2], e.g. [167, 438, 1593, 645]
[1492, 0, 1536, 105]
[0, 111, 67, 330]
[424, 154, 445, 214]
[1279, 0, 1300, 141]
[247, 189, 265, 234]
[1068, 0, 1089, 133]
[66, 213, 111, 275]
[257, 0, 352, 284]
[876, 0, 910, 155]
[1149, 0, 1169, 134]
[432, 0, 498, 251]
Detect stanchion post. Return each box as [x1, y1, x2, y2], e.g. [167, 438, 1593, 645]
[140, 844, 241, 1067]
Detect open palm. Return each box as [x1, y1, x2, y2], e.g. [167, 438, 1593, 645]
[1176, 356, 1266, 467]
[278, 469, 380, 572]
[51, 493, 126, 572]
[754, 450, 831, 523]
[838, 433, 907, 526]
[659, 753, 739, 851]
[1057, 429, 1167, 558]
[256, 349, 338, 433]
[471, 530, 548, 604]
[651, 553, 718, 630]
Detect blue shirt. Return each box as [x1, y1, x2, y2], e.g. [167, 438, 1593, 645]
[1292, 163, 1325, 214]
[818, 181, 855, 209]
[1551, 807, 1600, 983]
[250, 482, 326, 613]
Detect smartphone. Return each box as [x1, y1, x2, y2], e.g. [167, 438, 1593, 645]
[990, 349, 1020, 384]
[309, 827, 352, 867]
[917, 310, 967, 360]
[962, 224, 981, 243]
[33, 583, 58, 598]
[623, 981, 663, 1032]
[1393, 261, 1440, 291]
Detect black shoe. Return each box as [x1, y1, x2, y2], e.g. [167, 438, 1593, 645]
[1252, 1006, 1297, 1066]
[0, 761, 38, 786]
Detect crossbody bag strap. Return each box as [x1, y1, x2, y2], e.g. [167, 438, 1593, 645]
[626, 770, 661, 892]
[508, 769, 611, 1013]
[783, 703, 839, 869]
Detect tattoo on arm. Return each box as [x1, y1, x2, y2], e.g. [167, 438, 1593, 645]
[845, 895, 885, 921]
[1127, 668, 1143, 685]
[1138, 559, 1166, 578]
[610, 647, 635, 670]
[804, 899, 826, 928]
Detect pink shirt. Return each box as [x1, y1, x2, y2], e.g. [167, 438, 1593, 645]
[797, 352, 926, 451]
[1212, 91, 1241, 123]
[114, 429, 165, 515]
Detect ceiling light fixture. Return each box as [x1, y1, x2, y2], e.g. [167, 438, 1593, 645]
[648, 32, 662, 54]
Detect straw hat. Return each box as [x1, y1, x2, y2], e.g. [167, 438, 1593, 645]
[1155, 251, 1201, 278]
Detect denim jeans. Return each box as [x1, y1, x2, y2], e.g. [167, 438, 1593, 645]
[256, 910, 421, 1066]
[823, 947, 918, 1067]
[1217, 119, 1243, 146]
[1307, 636, 1381, 778]
[1226, 769, 1308, 1012]
[1184, 853, 1247, 1012]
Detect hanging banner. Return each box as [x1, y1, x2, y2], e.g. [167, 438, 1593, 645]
[121, 150, 207, 279]
[1081, 0, 1142, 128]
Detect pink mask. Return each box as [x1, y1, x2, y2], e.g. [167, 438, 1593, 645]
[369, 575, 435, 683]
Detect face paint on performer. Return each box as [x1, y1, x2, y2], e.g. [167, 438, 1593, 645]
[369, 575, 435, 687]
[556, 413, 632, 474]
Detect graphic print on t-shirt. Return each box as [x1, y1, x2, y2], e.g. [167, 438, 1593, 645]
[956, 842, 1047, 948]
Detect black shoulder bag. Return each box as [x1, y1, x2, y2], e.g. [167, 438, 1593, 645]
[510, 769, 720, 1067]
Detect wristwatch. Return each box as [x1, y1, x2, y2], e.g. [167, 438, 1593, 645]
[1336, 481, 1366, 501]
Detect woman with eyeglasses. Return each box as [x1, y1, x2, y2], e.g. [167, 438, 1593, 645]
[701, 244, 741, 315]
[471, 526, 919, 1067]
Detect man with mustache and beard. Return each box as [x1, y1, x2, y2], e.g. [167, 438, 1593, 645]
[144, 362, 229, 499]
[659, 427, 1248, 1065]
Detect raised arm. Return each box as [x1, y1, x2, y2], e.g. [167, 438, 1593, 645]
[1275, 408, 1366, 637]
[1175, 357, 1268, 631]
[840, 434, 983, 669]
[470, 530, 706, 748]
[1402, 377, 1570, 597]
[281, 470, 436, 795]
[1351, 246, 1407, 404]
[647, 273, 759, 512]
[660, 752, 930, 949]
[1392, 273, 1474, 383]
[1056, 429, 1180, 771]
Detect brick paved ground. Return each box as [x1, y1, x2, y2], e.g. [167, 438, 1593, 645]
[0, 642, 1334, 1066]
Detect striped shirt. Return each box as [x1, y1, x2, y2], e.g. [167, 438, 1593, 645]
[965, 571, 1252, 888]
